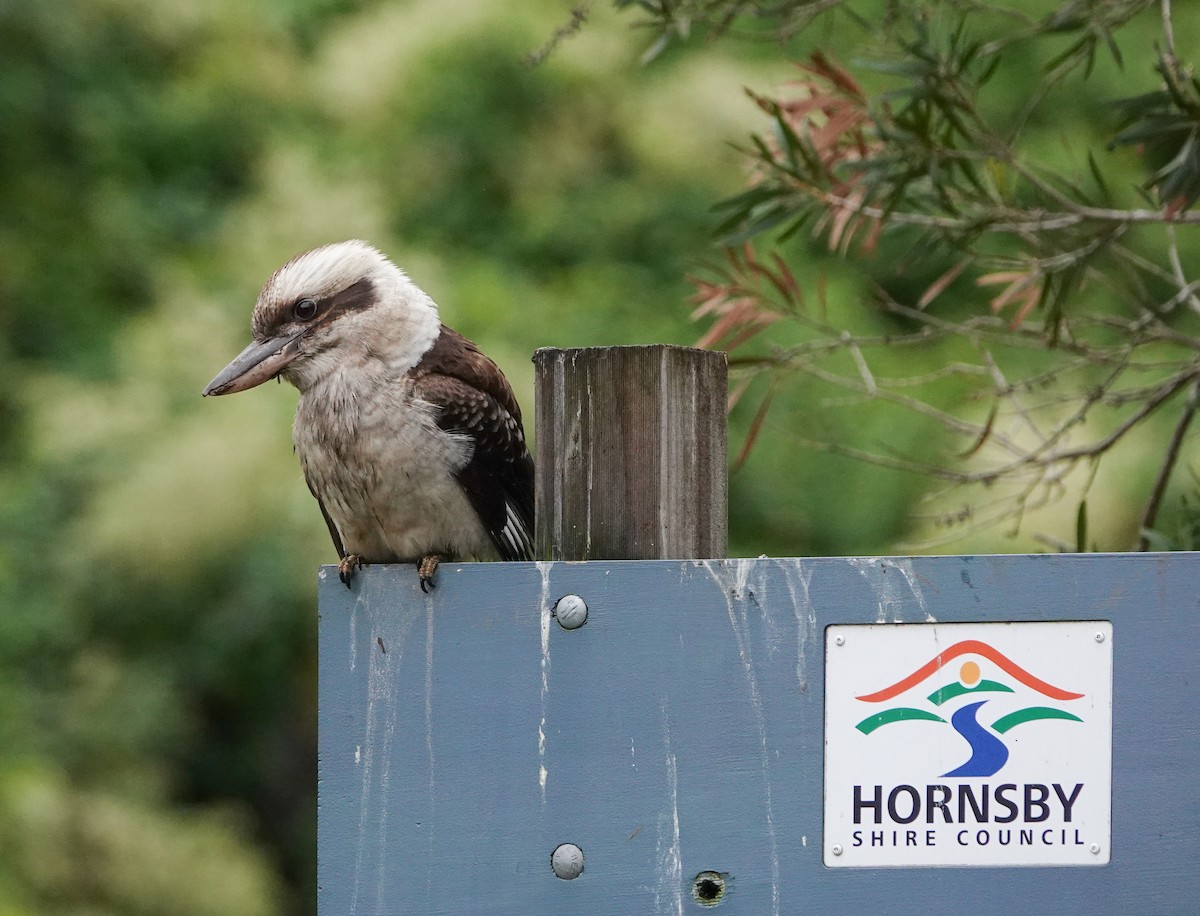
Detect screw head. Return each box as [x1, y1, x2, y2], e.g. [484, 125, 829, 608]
[1090, 843, 1101, 855]
[554, 595, 588, 630]
[551, 843, 584, 879]
[832, 844, 844, 856]
[1094, 631, 1105, 643]
[834, 635, 845, 647]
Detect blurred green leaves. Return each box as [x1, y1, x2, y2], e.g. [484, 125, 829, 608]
[0, 767, 279, 916]
[0, 1, 284, 369]
[1111, 48, 1200, 212]
[635, 0, 1200, 550]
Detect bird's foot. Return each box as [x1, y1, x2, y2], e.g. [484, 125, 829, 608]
[338, 554, 364, 588]
[417, 554, 441, 593]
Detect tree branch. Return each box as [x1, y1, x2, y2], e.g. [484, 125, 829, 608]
[1138, 378, 1200, 549]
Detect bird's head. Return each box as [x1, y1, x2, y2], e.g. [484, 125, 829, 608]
[203, 240, 440, 396]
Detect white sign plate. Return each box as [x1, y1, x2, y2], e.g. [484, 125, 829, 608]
[824, 621, 1112, 867]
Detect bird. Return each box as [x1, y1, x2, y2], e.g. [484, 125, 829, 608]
[203, 240, 534, 591]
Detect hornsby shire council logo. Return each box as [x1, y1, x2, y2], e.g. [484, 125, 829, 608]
[824, 622, 1113, 868]
[855, 639, 1084, 778]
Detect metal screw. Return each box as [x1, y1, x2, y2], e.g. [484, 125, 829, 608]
[831, 844, 844, 856]
[1090, 843, 1101, 855]
[1094, 631, 1105, 643]
[554, 595, 588, 630]
[834, 635, 845, 647]
[551, 843, 585, 879]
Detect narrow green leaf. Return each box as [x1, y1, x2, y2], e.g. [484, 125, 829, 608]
[977, 55, 1002, 87]
[1087, 151, 1112, 202]
[1100, 27, 1123, 70]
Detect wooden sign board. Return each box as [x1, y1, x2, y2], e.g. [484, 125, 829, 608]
[318, 554, 1197, 914]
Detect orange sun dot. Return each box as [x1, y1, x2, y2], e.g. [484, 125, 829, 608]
[960, 661, 981, 687]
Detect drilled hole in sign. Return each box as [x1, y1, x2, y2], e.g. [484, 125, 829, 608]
[691, 871, 727, 906]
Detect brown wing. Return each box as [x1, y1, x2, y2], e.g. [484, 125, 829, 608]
[306, 475, 347, 560]
[412, 326, 534, 560]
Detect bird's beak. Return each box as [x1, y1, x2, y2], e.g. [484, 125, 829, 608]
[203, 331, 305, 396]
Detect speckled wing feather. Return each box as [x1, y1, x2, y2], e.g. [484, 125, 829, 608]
[307, 476, 347, 560]
[411, 326, 535, 560]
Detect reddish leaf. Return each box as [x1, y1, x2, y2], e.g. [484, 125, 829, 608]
[918, 259, 971, 310]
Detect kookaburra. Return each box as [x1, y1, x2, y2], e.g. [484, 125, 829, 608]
[203, 240, 535, 591]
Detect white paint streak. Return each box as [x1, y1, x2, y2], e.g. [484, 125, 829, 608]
[655, 700, 683, 916]
[776, 559, 816, 691]
[536, 561, 553, 801]
[893, 557, 936, 621]
[700, 559, 781, 916]
[850, 557, 891, 622]
[850, 556, 934, 622]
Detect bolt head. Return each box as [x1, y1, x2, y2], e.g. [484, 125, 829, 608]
[554, 595, 588, 630]
[832, 844, 844, 856]
[834, 635, 845, 647]
[551, 843, 584, 879]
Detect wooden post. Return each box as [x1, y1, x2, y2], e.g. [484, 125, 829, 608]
[532, 344, 727, 561]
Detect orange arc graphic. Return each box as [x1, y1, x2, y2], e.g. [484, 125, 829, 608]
[855, 639, 1084, 703]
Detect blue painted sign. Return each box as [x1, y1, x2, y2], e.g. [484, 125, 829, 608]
[318, 554, 1198, 914]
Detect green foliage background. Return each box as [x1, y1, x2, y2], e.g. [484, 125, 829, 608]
[0, 0, 1193, 911]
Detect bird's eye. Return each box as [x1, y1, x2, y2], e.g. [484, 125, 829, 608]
[293, 298, 318, 321]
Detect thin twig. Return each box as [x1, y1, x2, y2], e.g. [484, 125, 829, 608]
[524, 3, 591, 67]
[1138, 378, 1200, 549]
[966, 369, 1198, 479]
[806, 187, 1200, 233]
[1164, 223, 1200, 315]
[1162, 0, 1178, 62]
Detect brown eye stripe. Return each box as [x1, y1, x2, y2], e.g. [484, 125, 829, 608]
[260, 277, 378, 339]
[322, 277, 375, 320]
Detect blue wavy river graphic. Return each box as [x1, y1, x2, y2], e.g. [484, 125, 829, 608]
[942, 700, 1009, 777]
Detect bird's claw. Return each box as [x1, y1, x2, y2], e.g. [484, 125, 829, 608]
[338, 554, 364, 588]
[418, 554, 440, 593]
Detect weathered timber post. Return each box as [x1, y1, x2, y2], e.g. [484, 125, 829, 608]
[532, 345, 727, 561]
